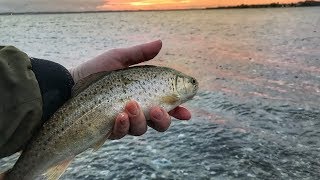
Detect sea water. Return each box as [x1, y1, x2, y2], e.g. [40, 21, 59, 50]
[0, 7, 320, 179]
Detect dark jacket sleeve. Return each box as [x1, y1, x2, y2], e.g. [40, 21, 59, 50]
[30, 58, 74, 122]
[0, 46, 74, 158]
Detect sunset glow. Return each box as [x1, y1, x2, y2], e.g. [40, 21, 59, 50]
[97, 0, 301, 10]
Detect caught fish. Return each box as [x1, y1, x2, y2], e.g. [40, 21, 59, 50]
[1, 65, 198, 180]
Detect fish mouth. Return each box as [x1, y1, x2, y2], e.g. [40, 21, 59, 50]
[181, 90, 197, 104]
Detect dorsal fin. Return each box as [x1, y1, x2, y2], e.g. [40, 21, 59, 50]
[71, 71, 110, 97]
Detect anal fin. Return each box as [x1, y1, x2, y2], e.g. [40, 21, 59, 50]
[92, 131, 112, 152]
[44, 157, 74, 180]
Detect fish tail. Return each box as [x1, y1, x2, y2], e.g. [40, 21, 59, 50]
[0, 169, 9, 180]
[0, 167, 16, 180]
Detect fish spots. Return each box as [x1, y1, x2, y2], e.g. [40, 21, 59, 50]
[122, 78, 133, 86]
[97, 85, 104, 90]
[81, 110, 86, 115]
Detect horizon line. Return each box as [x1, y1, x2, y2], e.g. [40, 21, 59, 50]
[1, 1, 319, 16]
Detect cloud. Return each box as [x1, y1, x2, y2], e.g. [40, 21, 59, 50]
[97, 0, 195, 10]
[97, 0, 301, 11]
[0, 0, 105, 13]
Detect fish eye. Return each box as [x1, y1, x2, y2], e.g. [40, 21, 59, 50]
[191, 79, 196, 84]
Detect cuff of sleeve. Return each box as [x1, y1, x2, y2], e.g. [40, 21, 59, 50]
[30, 57, 75, 122]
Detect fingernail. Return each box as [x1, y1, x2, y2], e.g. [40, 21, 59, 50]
[127, 102, 138, 116]
[119, 113, 126, 125]
[152, 108, 163, 121]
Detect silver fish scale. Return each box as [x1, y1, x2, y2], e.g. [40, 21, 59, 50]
[93, 67, 177, 118]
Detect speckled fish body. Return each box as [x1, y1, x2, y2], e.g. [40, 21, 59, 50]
[3, 65, 198, 180]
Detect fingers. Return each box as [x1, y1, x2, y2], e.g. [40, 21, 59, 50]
[169, 106, 191, 120]
[110, 103, 191, 140]
[109, 113, 130, 140]
[148, 107, 171, 132]
[114, 39, 162, 67]
[148, 106, 191, 132]
[125, 100, 148, 136]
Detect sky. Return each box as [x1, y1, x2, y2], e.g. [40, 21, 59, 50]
[0, 0, 301, 13]
[98, 0, 301, 10]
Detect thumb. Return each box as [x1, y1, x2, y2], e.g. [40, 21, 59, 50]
[70, 40, 162, 83]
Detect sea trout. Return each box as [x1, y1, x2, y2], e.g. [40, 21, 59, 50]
[1, 65, 198, 180]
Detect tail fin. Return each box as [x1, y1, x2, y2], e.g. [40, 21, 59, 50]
[0, 170, 7, 180]
[0, 168, 13, 180]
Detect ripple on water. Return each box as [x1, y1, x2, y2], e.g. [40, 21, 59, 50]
[0, 8, 320, 179]
[0, 93, 319, 179]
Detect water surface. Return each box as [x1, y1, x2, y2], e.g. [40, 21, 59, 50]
[0, 7, 320, 179]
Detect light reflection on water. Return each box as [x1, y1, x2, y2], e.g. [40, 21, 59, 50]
[0, 7, 320, 179]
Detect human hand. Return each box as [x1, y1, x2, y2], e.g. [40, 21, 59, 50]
[69, 40, 191, 139]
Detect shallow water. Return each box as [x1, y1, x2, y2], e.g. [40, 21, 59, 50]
[1, 7, 320, 179]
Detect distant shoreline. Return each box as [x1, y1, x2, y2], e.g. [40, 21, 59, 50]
[0, 0, 319, 16]
[207, 0, 320, 10]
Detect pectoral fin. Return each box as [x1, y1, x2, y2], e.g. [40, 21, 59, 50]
[161, 94, 180, 105]
[44, 157, 74, 180]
